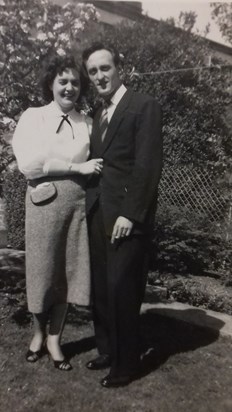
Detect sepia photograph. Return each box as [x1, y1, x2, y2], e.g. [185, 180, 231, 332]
[0, 0, 232, 411]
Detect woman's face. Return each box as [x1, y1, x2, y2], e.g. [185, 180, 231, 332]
[50, 68, 80, 113]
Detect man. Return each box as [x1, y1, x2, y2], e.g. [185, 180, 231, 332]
[82, 42, 163, 388]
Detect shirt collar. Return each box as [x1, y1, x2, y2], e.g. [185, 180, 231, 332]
[48, 101, 77, 119]
[110, 84, 127, 106]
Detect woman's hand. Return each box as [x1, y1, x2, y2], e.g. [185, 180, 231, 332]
[77, 158, 103, 175]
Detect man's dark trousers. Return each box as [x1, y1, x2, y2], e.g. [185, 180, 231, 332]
[88, 202, 149, 377]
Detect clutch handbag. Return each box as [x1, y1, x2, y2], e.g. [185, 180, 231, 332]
[30, 182, 57, 205]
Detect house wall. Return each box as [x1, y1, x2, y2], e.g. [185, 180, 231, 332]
[50, 0, 232, 64]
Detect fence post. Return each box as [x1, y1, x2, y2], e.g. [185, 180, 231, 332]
[225, 202, 232, 242]
[220, 199, 232, 276]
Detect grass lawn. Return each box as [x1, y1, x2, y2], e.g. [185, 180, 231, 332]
[0, 294, 232, 412]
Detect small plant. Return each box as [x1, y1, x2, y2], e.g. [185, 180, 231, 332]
[3, 169, 26, 249]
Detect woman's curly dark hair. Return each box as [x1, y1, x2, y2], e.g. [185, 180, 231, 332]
[40, 53, 88, 103]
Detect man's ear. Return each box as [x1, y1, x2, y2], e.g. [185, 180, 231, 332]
[118, 52, 124, 76]
[118, 67, 124, 78]
[118, 64, 125, 82]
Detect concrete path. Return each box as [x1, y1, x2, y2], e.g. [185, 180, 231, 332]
[142, 301, 232, 338]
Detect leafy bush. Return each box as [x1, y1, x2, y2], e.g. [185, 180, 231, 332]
[91, 20, 231, 173]
[1, 5, 231, 279]
[0, 0, 99, 168]
[152, 272, 232, 315]
[95, 20, 232, 279]
[148, 204, 232, 285]
[154, 225, 227, 275]
[0, 0, 100, 248]
[3, 169, 26, 249]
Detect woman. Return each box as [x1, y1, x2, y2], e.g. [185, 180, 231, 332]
[12, 53, 103, 371]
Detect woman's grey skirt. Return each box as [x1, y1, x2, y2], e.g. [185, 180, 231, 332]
[25, 176, 90, 313]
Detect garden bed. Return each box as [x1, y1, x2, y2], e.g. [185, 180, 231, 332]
[1, 248, 232, 316]
[148, 271, 232, 315]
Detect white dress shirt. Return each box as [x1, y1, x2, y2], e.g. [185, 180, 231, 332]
[107, 84, 127, 122]
[12, 101, 92, 179]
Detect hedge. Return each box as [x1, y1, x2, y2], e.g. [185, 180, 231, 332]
[3, 169, 26, 250]
[1, 14, 232, 282]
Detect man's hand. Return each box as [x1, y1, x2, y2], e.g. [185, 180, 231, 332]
[111, 216, 134, 244]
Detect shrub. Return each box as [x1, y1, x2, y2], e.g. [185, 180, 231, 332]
[0, 0, 100, 248]
[3, 168, 26, 249]
[89, 20, 231, 173]
[153, 272, 232, 315]
[149, 204, 232, 285]
[1, 7, 231, 277]
[95, 20, 232, 279]
[0, 0, 99, 169]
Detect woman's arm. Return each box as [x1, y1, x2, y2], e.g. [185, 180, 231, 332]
[12, 109, 103, 179]
[12, 108, 49, 179]
[44, 158, 103, 176]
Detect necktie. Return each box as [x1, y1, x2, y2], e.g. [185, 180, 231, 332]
[99, 101, 110, 142]
[56, 114, 74, 138]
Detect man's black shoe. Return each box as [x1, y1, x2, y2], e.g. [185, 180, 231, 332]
[100, 373, 138, 388]
[86, 355, 111, 370]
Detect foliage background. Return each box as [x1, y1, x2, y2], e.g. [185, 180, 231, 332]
[1, 1, 231, 281]
[95, 19, 231, 281]
[0, 0, 99, 173]
[0, 0, 100, 248]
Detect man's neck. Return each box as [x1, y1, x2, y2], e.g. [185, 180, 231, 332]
[103, 83, 122, 102]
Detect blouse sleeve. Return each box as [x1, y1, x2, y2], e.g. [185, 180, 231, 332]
[12, 108, 49, 180]
[12, 108, 91, 179]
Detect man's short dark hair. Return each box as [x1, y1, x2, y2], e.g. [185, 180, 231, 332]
[82, 42, 121, 70]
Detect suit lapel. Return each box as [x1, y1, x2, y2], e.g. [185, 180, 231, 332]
[92, 89, 134, 156]
[101, 89, 134, 154]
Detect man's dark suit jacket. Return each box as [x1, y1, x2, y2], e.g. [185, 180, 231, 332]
[86, 88, 163, 236]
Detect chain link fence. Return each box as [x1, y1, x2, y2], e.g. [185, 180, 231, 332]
[157, 166, 229, 228]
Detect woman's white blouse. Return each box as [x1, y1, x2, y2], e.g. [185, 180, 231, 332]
[12, 101, 92, 180]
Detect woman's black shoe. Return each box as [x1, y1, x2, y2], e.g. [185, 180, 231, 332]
[53, 359, 73, 371]
[45, 342, 73, 372]
[26, 348, 45, 363]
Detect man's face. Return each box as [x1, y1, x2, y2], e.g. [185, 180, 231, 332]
[85, 49, 121, 99]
